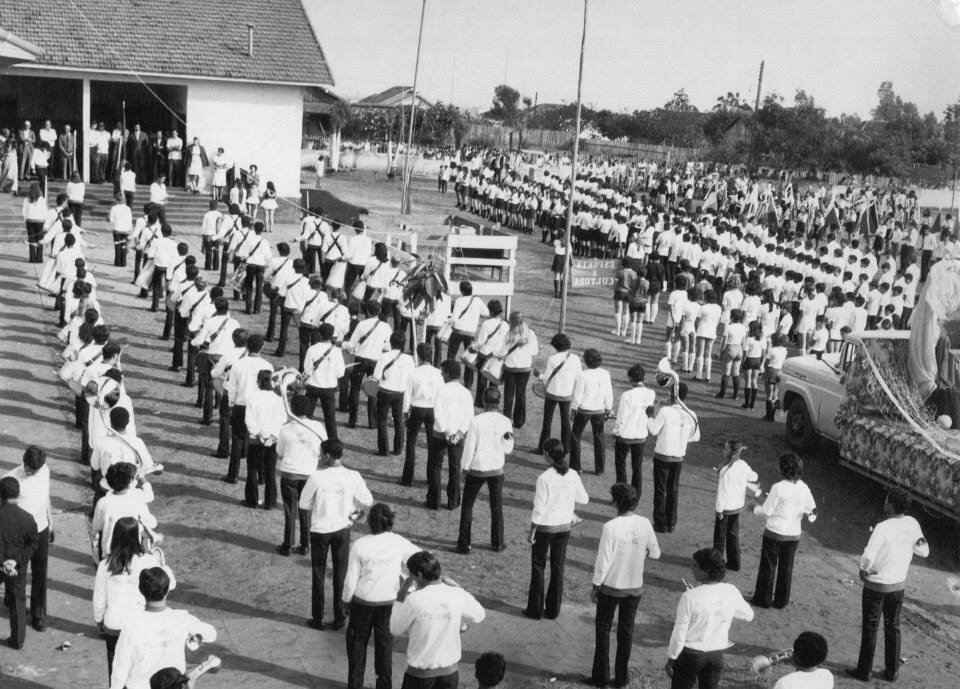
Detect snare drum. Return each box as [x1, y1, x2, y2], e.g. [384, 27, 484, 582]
[460, 347, 479, 370]
[437, 320, 453, 343]
[480, 356, 504, 383]
[361, 375, 380, 398]
[531, 379, 572, 402]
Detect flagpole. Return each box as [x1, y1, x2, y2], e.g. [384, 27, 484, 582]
[559, 0, 588, 333]
[401, 0, 427, 215]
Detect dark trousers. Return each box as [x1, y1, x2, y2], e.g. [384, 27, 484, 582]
[172, 313, 187, 369]
[348, 358, 377, 427]
[113, 232, 127, 267]
[162, 307, 174, 339]
[218, 247, 231, 286]
[424, 327, 442, 366]
[652, 457, 682, 531]
[592, 592, 641, 687]
[276, 308, 295, 355]
[376, 390, 405, 454]
[196, 353, 215, 422]
[345, 262, 363, 291]
[538, 397, 572, 454]
[400, 673, 458, 689]
[279, 476, 310, 550]
[712, 511, 741, 571]
[402, 406, 434, 484]
[216, 393, 231, 456]
[202, 236, 218, 270]
[68, 200, 84, 226]
[1, 572, 27, 648]
[426, 434, 462, 509]
[570, 412, 605, 473]
[856, 587, 904, 677]
[457, 473, 504, 550]
[310, 528, 351, 623]
[525, 530, 570, 619]
[228, 405, 247, 480]
[298, 326, 313, 372]
[28, 528, 49, 626]
[123, 190, 134, 208]
[265, 294, 281, 341]
[502, 369, 530, 428]
[149, 267, 164, 311]
[245, 442, 277, 508]
[133, 249, 143, 280]
[614, 439, 644, 494]
[26, 220, 44, 263]
[103, 630, 119, 679]
[446, 332, 475, 386]
[346, 601, 394, 689]
[305, 384, 338, 440]
[304, 246, 319, 275]
[243, 264, 265, 314]
[752, 535, 799, 608]
[671, 648, 724, 689]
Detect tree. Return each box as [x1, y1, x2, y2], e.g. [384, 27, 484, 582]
[713, 91, 751, 113]
[487, 84, 522, 127]
[663, 89, 698, 113]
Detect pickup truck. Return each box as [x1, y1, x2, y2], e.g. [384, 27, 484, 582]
[780, 330, 960, 532]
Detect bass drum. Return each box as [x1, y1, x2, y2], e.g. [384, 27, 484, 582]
[361, 375, 380, 398]
[480, 356, 503, 383]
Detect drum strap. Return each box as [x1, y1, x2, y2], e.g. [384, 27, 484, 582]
[503, 340, 524, 358]
[545, 353, 571, 387]
[300, 290, 322, 317]
[318, 304, 338, 323]
[187, 292, 208, 318]
[482, 321, 504, 346]
[83, 351, 103, 367]
[456, 296, 476, 320]
[206, 316, 232, 347]
[245, 238, 264, 260]
[325, 234, 343, 258]
[381, 351, 402, 378]
[311, 344, 335, 371]
[108, 429, 144, 468]
[364, 261, 385, 281]
[356, 321, 380, 349]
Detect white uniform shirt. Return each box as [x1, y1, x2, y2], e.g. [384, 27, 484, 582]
[92, 488, 157, 556]
[667, 582, 754, 658]
[450, 295, 489, 335]
[342, 532, 420, 605]
[403, 364, 444, 412]
[245, 389, 287, 444]
[592, 514, 661, 590]
[860, 515, 928, 588]
[432, 381, 474, 437]
[303, 342, 346, 388]
[299, 465, 374, 533]
[758, 479, 816, 538]
[277, 418, 326, 476]
[227, 355, 273, 407]
[461, 411, 513, 474]
[530, 467, 589, 527]
[4, 465, 50, 532]
[474, 317, 507, 356]
[347, 317, 391, 361]
[612, 385, 656, 441]
[715, 459, 759, 513]
[647, 404, 700, 458]
[541, 351, 582, 398]
[389, 584, 485, 671]
[572, 367, 614, 413]
[109, 608, 217, 689]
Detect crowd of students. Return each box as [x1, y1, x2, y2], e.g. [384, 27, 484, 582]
[0, 154, 937, 689]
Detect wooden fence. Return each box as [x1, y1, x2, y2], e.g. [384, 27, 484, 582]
[463, 122, 705, 162]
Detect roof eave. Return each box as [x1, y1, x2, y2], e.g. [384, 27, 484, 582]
[8, 62, 334, 88]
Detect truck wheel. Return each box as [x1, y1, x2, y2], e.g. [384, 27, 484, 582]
[786, 398, 817, 450]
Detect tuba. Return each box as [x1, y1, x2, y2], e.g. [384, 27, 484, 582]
[272, 367, 306, 419]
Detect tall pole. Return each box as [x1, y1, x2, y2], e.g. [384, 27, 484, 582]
[559, 0, 588, 333]
[401, 0, 427, 214]
[754, 60, 764, 112]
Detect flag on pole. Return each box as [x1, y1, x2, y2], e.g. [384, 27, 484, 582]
[702, 188, 718, 211]
[823, 204, 840, 230]
[855, 202, 879, 237]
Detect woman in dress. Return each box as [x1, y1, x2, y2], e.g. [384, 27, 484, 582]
[211, 147, 228, 201]
[261, 180, 278, 233]
[92, 517, 176, 680]
[245, 163, 260, 218]
[186, 137, 208, 193]
[0, 136, 18, 195]
[524, 437, 589, 620]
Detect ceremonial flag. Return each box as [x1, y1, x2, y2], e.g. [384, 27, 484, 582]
[855, 202, 879, 236]
[702, 188, 718, 211]
[823, 204, 840, 230]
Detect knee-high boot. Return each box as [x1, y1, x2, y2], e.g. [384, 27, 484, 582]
[731, 376, 740, 401]
[714, 375, 728, 399]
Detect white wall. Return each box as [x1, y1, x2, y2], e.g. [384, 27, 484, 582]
[186, 81, 303, 197]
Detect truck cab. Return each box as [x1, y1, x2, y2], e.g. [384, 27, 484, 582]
[779, 331, 910, 449]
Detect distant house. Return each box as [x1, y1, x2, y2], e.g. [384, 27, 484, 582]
[721, 116, 751, 146]
[0, 0, 339, 195]
[356, 86, 433, 110]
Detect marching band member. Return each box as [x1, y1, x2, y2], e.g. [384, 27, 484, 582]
[373, 331, 416, 456]
[274, 260, 313, 358]
[200, 199, 222, 271]
[471, 299, 507, 406]
[400, 343, 443, 486]
[298, 277, 331, 371]
[303, 323, 345, 440]
[223, 334, 273, 484]
[92, 462, 157, 559]
[264, 243, 295, 342]
[447, 281, 490, 389]
[210, 328, 249, 460]
[344, 301, 392, 429]
[275, 395, 326, 557]
[191, 296, 238, 425]
[243, 370, 286, 509]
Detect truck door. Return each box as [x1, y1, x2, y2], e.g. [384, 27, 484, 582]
[817, 342, 855, 440]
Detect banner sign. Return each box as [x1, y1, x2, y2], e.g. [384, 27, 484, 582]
[570, 258, 617, 289]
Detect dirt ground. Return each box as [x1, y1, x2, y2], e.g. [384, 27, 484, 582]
[1, 171, 959, 689]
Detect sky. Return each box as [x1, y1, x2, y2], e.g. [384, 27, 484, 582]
[306, 0, 960, 118]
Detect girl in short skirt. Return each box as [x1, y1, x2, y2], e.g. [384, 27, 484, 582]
[260, 180, 278, 232]
[740, 320, 766, 410]
[762, 333, 788, 421]
[551, 230, 566, 298]
[716, 308, 746, 400]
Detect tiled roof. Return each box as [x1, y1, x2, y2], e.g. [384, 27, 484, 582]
[357, 86, 432, 108]
[0, 0, 333, 86]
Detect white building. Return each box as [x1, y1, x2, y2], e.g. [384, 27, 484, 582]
[0, 0, 337, 196]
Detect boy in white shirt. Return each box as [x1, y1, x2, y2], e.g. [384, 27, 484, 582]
[647, 381, 700, 533]
[569, 349, 613, 474]
[612, 364, 656, 493]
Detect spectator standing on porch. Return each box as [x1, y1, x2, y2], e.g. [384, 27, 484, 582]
[166, 130, 183, 188]
[57, 124, 77, 181]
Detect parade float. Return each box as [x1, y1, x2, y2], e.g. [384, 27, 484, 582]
[781, 259, 960, 556]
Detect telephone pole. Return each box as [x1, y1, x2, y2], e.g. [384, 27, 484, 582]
[401, 0, 427, 214]
[754, 60, 764, 112]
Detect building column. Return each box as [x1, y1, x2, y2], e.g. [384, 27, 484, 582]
[81, 78, 91, 182]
